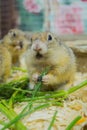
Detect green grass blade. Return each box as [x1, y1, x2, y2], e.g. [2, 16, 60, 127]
[12, 67, 27, 72]
[1, 103, 50, 130]
[5, 66, 50, 129]
[48, 111, 58, 130]
[0, 76, 29, 99]
[0, 102, 27, 130]
[68, 80, 87, 94]
[8, 91, 18, 108]
[65, 116, 82, 130]
[28, 67, 51, 110]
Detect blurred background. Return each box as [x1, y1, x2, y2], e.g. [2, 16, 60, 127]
[0, 0, 87, 38]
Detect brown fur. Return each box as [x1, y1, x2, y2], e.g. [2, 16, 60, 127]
[25, 32, 76, 90]
[0, 44, 11, 82]
[2, 28, 29, 66]
[0, 28, 31, 83]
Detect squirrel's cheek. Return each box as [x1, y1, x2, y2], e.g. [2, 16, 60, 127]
[40, 46, 47, 54]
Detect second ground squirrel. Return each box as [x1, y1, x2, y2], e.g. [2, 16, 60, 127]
[0, 28, 30, 83]
[2, 28, 30, 66]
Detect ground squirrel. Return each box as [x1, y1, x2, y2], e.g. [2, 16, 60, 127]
[25, 32, 76, 91]
[0, 29, 30, 83]
[2, 28, 29, 66]
[0, 44, 11, 83]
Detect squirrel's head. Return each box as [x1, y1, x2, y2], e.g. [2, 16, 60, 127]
[29, 32, 61, 59]
[3, 29, 29, 54]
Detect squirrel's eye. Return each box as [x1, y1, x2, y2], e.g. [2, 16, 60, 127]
[12, 33, 16, 37]
[48, 34, 52, 41]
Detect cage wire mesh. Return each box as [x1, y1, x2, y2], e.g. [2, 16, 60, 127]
[0, 0, 87, 38]
[0, 0, 17, 38]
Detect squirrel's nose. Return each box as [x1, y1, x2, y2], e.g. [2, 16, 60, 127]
[33, 44, 41, 52]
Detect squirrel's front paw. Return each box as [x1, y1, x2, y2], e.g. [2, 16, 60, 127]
[42, 74, 52, 85]
[29, 82, 35, 90]
[32, 73, 39, 82]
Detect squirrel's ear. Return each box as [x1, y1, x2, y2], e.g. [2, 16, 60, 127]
[47, 33, 52, 41]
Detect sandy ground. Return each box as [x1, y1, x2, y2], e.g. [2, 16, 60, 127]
[0, 72, 87, 130]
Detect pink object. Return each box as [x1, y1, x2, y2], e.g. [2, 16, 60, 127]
[23, 0, 41, 13]
[81, 0, 87, 2]
[55, 5, 84, 34]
